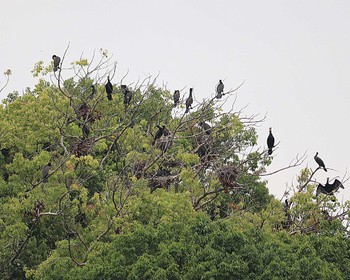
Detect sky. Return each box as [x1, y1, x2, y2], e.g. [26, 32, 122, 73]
[1, 0, 349, 201]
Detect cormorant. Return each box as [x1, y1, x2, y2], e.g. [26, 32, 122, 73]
[267, 127, 275, 155]
[199, 122, 212, 135]
[152, 125, 164, 145]
[316, 178, 344, 196]
[173, 90, 180, 107]
[314, 152, 327, 171]
[52, 55, 61, 72]
[42, 162, 51, 183]
[90, 84, 96, 98]
[105, 76, 113, 101]
[185, 88, 193, 113]
[82, 124, 90, 138]
[121, 85, 132, 106]
[216, 79, 224, 99]
[162, 126, 170, 136]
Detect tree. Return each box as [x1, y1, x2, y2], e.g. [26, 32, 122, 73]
[0, 49, 349, 279]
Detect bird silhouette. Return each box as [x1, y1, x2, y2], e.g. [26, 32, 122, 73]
[162, 126, 170, 137]
[90, 84, 96, 98]
[52, 55, 61, 72]
[216, 80, 224, 99]
[152, 125, 164, 145]
[199, 122, 212, 135]
[105, 76, 113, 101]
[173, 90, 180, 107]
[82, 124, 90, 139]
[42, 162, 51, 183]
[316, 178, 344, 196]
[314, 152, 327, 171]
[121, 85, 133, 106]
[267, 127, 275, 155]
[185, 88, 193, 113]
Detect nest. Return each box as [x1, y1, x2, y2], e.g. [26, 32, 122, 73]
[155, 135, 173, 151]
[133, 161, 147, 179]
[149, 175, 176, 193]
[71, 138, 94, 157]
[217, 166, 238, 189]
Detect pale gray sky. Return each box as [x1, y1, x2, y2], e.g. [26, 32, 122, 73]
[1, 0, 349, 200]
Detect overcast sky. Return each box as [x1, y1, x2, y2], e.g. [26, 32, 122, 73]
[1, 0, 349, 201]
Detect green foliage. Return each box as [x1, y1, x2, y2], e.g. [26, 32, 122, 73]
[0, 54, 348, 279]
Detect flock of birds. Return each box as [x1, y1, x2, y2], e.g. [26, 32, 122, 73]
[51, 55, 345, 197]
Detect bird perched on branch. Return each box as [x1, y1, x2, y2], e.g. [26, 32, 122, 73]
[90, 84, 96, 98]
[199, 122, 212, 135]
[316, 178, 344, 196]
[314, 152, 327, 171]
[121, 85, 133, 106]
[105, 76, 113, 101]
[173, 90, 180, 107]
[216, 79, 224, 99]
[52, 55, 61, 72]
[152, 125, 164, 145]
[42, 162, 51, 183]
[185, 88, 193, 113]
[267, 127, 275, 155]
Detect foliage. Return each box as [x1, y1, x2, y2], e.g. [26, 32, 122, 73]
[0, 52, 348, 279]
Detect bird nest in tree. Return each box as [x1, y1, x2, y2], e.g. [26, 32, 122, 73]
[217, 166, 238, 189]
[149, 175, 176, 193]
[133, 161, 147, 179]
[155, 136, 173, 151]
[71, 139, 94, 157]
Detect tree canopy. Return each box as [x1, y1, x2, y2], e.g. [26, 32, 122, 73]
[0, 50, 349, 279]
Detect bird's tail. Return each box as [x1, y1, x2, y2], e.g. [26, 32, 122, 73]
[43, 177, 48, 183]
[324, 167, 327, 172]
[268, 148, 273, 155]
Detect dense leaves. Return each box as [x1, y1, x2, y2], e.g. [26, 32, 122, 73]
[0, 54, 349, 279]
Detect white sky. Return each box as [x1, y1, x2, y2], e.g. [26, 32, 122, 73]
[1, 0, 349, 201]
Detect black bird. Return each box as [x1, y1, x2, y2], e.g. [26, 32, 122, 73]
[82, 124, 90, 139]
[185, 88, 193, 113]
[121, 85, 133, 106]
[216, 80, 224, 99]
[52, 55, 61, 72]
[199, 122, 212, 135]
[42, 162, 51, 183]
[90, 84, 96, 98]
[173, 90, 180, 107]
[162, 126, 170, 137]
[152, 125, 164, 145]
[105, 76, 113, 101]
[314, 152, 327, 171]
[267, 127, 275, 155]
[316, 178, 344, 196]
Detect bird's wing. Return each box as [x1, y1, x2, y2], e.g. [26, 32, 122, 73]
[316, 184, 326, 196]
[334, 179, 345, 189]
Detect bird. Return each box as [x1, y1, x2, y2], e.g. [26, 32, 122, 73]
[316, 178, 344, 196]
[199, 122, 212, 135]
[52, 55, 61, 72]
[42, 162, 52, 183]
[162, 126, 170, 137]
[173, 90, 180, 107]
[105, 76, 113, 101]
[216, 80, 224, 99]
[82, 124, 90, 139]
[267, 127, 275, 155]
[152, 125, 164, 145]
[121, 85, 133, 106]
[185, 88, 193, 113]
[90, 84, 96, 98]
[314, 152, 327, 171]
